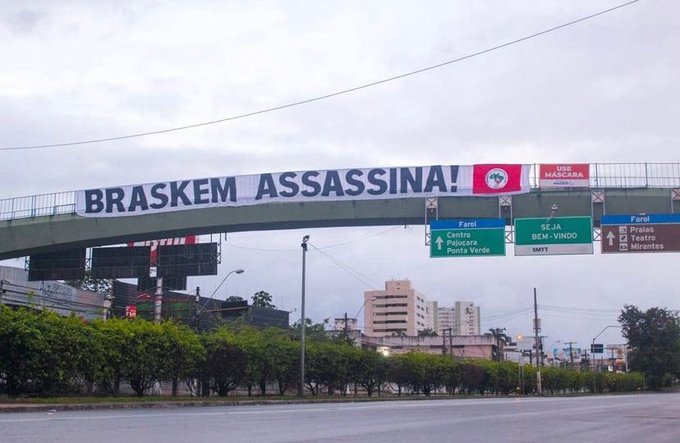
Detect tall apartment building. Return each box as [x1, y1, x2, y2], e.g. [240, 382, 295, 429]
[437, 306, 455, 336]
[425, 300, 438, 332]
[437, 302, 481, 336]
[364, 279, 428, 337]
[454, 301, 481, 335]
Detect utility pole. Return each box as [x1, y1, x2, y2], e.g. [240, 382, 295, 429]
[449, 327, 453, 357]
[344, 312, 349, 342]
[533, 288, 542, 396]
[442, 328, 447, 354]
[194, 286, 201, 330]
[154, 277, 163, 323]
[298, 235, 309, 397]
[565, 341, 576, 368]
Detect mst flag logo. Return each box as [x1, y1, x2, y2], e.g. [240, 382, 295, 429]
[472, 164, 525, 194]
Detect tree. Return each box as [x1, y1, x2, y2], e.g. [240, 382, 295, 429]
[290, 318, 330, 341]
[486, 328, 509, 362]
[201, 327, 247, 396]
[159, 322, 204, 397]
[262, 328, 299, 395]
[351, 349, 388, 397]
[618, 305, 680, 389]
[251, 290, 275, 309]
[122, 320, 171, 396]
[305, 341, 354, 395]
[236, 327, 267, 396]
[418, 328, 438, 337]
[65, 270, 112, 296]
[90, 318, 129, 395]
[225, 296, 244, 303]
[0, 306, 49, 395]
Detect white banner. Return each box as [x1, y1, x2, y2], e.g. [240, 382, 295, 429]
[76, 164, 531, 218]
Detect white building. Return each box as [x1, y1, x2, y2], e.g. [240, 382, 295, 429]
[436, 301, 481, 336]
[437, 306, 455, 336]
[454, 301, 481, 335]
[0, 265, 108, 320]
[425, 300, 438, 333]
[333, 316, 358, 332]
[364, 279, 428, 337]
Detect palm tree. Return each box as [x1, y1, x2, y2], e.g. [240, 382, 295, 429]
[487, 328, 509, 361]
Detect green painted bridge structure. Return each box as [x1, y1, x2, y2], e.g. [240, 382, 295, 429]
[1, 163, 679, 260]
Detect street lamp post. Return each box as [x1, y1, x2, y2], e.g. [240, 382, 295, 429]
[591, 325, 622, 372]
[533, 288, 542, 396]
[197, 268, 245, 315]
[299, 235, 310, 397]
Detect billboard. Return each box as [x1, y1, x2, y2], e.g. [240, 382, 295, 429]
[128, 236, 197, 266]
[157, 243, 218, 278]
[28, 249, 86, 281]
[91, 246, 151, 278]
[137, 276, 188, 291]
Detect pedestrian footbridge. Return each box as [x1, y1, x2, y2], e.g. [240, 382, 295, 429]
[1, 163, 679, 260]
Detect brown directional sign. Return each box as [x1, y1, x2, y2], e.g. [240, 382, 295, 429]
[601, 214, 680, 254]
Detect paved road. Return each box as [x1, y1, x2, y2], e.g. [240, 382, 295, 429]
[2, 393, 680, 443]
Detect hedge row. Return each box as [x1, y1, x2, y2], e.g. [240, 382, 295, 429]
[0, 307, 644, 397]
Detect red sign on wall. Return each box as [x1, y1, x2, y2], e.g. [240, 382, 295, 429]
[125, 305, 137, 319]
[539, 164, 590, 188]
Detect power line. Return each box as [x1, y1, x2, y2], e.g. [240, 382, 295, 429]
[223, 226, 401, 252]
[309, 243, 381, 290]
[540, 304, 620, 313]
[484, 308, 534, 320]
[0, 0, 642, 152]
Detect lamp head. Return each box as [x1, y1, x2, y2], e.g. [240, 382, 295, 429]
[235, 269, 245, 274]
[302, 235, 310, 243]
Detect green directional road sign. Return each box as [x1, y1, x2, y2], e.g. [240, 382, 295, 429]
[430, 219, 506, 257]
[514, 216, 593, 256]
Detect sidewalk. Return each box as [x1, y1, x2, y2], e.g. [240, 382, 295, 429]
[0, 395, 416, 413]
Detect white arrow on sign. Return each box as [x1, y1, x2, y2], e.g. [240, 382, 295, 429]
[606, 231, 615, 246]
[435, 236, 444, 250]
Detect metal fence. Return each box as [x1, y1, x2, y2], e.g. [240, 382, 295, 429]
[0, 191, 76, 221]
[527, 163, 680, 188]
[2, 163, 680, 222]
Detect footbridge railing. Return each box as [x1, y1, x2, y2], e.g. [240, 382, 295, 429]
[2, 163, 680, 222]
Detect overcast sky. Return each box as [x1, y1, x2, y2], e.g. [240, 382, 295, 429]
[2, 0, 679, 349]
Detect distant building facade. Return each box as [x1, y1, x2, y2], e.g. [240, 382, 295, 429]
[0, 265, 108, 320]
[362, 334, 499, 359]
[435, 302, 481, 336]
[364, 279, 428, 337]
[454, 301, 481, 335]
[425, 300, 438, 332]
[334, 317, 358, 332]
[437, 306, 455, 336]
[112, 281, 289, 329]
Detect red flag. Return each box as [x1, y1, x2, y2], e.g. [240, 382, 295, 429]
[472, 164, 523, 194]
